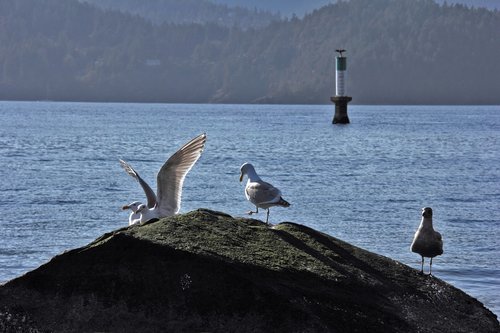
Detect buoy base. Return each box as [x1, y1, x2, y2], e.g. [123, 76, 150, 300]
[331, 96, 352, 124]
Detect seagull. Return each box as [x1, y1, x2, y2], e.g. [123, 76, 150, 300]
[121, 133, 207, 224]
[410, 207, 443, 275]
[239, 162, 290, 225]
[122, 201, 142, 225]
[134, 204, 157, 224]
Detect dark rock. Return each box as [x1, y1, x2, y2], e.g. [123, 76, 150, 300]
[0, 209, 498, 332]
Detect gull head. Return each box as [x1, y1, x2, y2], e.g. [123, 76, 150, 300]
[239, 162, 256, 182]
[122, 201, 142, 213]
[422, 207, 433, 218]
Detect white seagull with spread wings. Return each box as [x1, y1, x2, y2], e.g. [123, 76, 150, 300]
[121, 133, 207, 224]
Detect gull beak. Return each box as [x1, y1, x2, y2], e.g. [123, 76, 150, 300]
[122, 205, 129, 210]
[239, 173, 243, 182]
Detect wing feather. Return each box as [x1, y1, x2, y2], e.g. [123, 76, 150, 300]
[245, 181, 282, 206]
[119, 159, 157, 208]
[156, 133, 207, 216]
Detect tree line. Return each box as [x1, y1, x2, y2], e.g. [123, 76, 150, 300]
[1, 0, 499, 104]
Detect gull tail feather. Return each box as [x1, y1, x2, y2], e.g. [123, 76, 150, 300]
[277, 197, 291, 207]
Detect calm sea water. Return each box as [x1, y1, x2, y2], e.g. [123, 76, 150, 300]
[0, 101, 498, 316]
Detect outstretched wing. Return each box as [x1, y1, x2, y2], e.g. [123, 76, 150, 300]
[119, 159, 157, 208]
[156, 133, 207, 216]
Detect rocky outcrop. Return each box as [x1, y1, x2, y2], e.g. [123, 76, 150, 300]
[0, 209, 498, 332]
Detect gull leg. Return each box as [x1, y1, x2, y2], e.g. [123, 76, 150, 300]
[419, 256, 424, 275]
[247, 207, 259, 215]
[266, 209, 270, 225]
[429, 257, 433, 276]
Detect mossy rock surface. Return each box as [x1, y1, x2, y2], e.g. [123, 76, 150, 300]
[0, 209, 498, 332]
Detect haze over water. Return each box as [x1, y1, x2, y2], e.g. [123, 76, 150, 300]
[0, 101, 498, 316]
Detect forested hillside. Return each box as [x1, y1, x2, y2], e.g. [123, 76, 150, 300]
[1, 0, 499, 104]
[211, 0, 332, 17]
[81, 0, 279, 28]
[436, 0, 500, 10]
[212, 0, 500, 17]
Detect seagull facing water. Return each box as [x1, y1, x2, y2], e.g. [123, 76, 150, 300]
[410, 207, 443, 275]
[121, 133, 207, 224]
[239, 162, 290, 225]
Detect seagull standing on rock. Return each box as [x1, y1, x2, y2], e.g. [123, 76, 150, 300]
[121, 133, 207, 224]
[239, 162, 290, 225]
[122, 201, 143, 225]
[410, 207, 443, 275]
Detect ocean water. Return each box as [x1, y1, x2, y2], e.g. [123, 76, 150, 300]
[0, 101, 498, 317]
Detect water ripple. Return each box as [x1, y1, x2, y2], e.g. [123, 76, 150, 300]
[0, 102, 499, 316]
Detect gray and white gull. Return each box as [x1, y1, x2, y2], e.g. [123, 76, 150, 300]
[239, 162, 290, 225]
[121, 133, 207, 224]
[410, 207, 443, 275]
[122, 201, 143, 225]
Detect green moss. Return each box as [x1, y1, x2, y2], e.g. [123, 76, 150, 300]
[114, 209, 347, 279]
